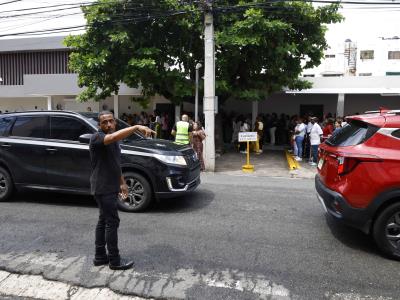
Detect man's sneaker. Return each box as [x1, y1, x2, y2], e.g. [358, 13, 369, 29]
[294, 157, 302, 161]
[310, 162, 317, 166]
[109, 259, 134, 271]
[93, 256, 109, 266]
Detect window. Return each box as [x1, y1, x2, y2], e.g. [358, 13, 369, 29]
[359, 73, 372, 76]
[0, 117, 14, 136]
[326, 120, 379, 147]
[322, 74, 343, 77]
[360, 50, 374, 60]
[50, 117, 93, 141]
[325, 54, 335, 58]
[388, 51, 400, 60]
[392, 130, 400, 139]
[11, 116, 49, 139]
[386, 72, 400, 76]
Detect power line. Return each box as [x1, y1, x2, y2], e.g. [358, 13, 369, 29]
[0, 10, 192, 38]
[0, 0, 22, 5]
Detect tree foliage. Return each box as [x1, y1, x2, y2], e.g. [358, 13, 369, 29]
[65, 0, 342, 104]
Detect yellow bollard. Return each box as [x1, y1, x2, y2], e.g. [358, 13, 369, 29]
[242, 141, 254, 173]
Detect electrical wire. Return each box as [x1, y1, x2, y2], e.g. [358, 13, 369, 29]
[1, 0, 399, 38]
[0, 0, 22, 5]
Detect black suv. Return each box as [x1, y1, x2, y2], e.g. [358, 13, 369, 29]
[0, 111, 200, 212]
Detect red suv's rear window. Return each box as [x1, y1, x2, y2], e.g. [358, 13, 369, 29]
[326, 120, 379, 147]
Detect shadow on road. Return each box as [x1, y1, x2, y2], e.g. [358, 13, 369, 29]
[152, 188, 214, 213]
[11, 191, 96, 208]
[325, 215, 381, 257]
[9, 188, 214, 213]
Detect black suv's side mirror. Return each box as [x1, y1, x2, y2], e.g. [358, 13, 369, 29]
[79, 133, 93, 144]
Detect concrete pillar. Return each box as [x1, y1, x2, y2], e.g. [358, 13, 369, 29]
[252, 101, 258, 130]
[337, 93, 345, 117]
[175, 105, 181, 123]
[46, 96, 52, 110]
[113, 95, 119, 118]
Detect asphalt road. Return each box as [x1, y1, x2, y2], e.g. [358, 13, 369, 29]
[0, 174, 399, 300]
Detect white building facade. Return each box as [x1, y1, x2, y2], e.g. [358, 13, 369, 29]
[0, 36, 185, 119]
[0, 35, 399, 121]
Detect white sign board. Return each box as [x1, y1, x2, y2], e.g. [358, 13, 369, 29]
[239, 132, 258, 142]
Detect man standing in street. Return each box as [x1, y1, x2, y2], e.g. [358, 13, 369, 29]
[90, 111, 154, 270]
[309, 117, 323, 166]
[171, 114, 192, 145]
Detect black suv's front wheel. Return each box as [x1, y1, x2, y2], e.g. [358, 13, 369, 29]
[373, 202, 400, 260]
[117, 172, 153, 212]
[0, 166, 14, 202]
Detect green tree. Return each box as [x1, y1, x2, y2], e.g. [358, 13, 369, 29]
[65, 0, 342, 104]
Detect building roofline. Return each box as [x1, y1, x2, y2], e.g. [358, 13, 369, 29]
[0, 36, 69, 53]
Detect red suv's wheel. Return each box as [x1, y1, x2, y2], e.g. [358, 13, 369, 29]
[373, 202, 400, 260]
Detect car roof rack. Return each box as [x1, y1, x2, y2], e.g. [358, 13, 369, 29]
[364, 110, 380, 114]
[387, 110, 400, 115]
[1, 110, 81, 115]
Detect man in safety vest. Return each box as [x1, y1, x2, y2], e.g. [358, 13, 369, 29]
[171, 114, 193, 145]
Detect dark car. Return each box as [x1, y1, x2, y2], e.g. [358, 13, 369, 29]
[0, 111, 201, 212]
[316, 110, 400, 259]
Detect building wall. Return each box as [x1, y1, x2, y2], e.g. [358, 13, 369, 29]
[223, 94, 338, 117]
[344, 94, 400, 115]
[303, 38, 400, 77]
[0, 97, 47, 112]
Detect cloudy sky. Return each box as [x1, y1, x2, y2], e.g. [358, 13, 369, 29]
[0, 0, 399, 45]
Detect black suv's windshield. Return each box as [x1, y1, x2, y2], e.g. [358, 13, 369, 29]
[326, 119, 379, 147]
[80, 112, 145, 141]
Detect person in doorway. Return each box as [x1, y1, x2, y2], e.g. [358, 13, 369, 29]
[333, 119, 343, 134]
[269, 113, 278, 145]
[309, 117, 323, 166]
[294, 117, 306, 161]
[322, 118, 335, 141]
[161, 113, 169, 139]
[171, 114, 193, 145]
[192, 121, 206, 171]
[239, 118, 250, 153]
[232, 116, 242, 152]
[90, 111, 154, 270]
[254, 116, 264, 154]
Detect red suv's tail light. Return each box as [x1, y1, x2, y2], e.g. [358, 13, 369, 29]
[337, 154, 383, 176]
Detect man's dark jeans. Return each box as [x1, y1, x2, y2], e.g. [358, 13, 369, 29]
[94, 193, 120, 265]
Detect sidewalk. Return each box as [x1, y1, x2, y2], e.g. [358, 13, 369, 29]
[215, 147, 316, 179]
[0, 270, 147, 300]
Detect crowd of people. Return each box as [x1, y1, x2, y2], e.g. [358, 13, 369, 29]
[227, 112, 348, 165]
[119, 110, 172, 140]
[90, 106, 353, 170]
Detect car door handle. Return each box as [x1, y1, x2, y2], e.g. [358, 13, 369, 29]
[46, 148, 58, 152]
[0, 143, 11, 148]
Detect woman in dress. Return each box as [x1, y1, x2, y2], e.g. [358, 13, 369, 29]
[192, 121, 206, 171]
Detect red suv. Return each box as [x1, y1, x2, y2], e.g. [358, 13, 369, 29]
[316, 110, 400, 259]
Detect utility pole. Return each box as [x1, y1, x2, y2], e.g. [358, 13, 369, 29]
[203, 0, 215, 171]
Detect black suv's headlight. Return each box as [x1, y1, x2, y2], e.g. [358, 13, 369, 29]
[154, 154, 187, 166]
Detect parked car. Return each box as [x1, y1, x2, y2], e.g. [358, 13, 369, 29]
[0, 111, 201, 212]
[316, 110, 400, 259]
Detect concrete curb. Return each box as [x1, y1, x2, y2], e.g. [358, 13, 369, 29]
[0, 270, 148, 300]
[285, 150, 300, 170]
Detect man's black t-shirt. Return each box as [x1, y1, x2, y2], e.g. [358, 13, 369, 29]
[89, 130, 122, 195]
